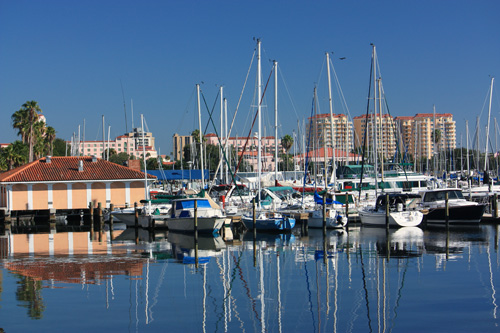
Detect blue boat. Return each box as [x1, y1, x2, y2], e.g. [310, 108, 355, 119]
[241, 211, 295, 231]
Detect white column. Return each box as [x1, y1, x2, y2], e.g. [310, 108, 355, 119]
[125, 182, 131, 207]
[27, 184, 33, 210]
[105, 182, 111, 208]
[47, 184, 53, 209]
[7, 185, 13, 212]
[67, 183, 73, 209]
[86, 183, 92, 206]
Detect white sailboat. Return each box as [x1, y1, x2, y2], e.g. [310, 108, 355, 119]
[241, 39, 295, 231]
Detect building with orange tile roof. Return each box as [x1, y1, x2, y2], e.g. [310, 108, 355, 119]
[0, 156, 156, 212]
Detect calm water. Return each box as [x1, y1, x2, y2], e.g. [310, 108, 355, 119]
[0, 223, 499, 332]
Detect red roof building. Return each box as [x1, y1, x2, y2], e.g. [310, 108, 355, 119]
[0, 156, 155, 212]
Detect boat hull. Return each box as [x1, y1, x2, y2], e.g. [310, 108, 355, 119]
[167, 217, 226, 234]
[358, 209, 423, 227]
[241, 216, 296, 231]
[111, 212, 168, 228]
[424, 204, 487, 224]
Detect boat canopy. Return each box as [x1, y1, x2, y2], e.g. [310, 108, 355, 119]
[313, 191, 343, 205]
[174, 199, 212, 210]
[145, 169, 209, 181]
[375, 193, 421, 209]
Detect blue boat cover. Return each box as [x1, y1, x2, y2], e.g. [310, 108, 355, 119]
[314, 191, 343, 205]
[145, 169, 209, 181]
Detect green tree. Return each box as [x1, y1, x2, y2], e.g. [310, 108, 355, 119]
[281, 134, 294, 154]
[109, 152, 132, 166]
[45, 126, 56, 156]
[0, 141, 28, 170]
[22, 101, 43, 162]
[52, 138, 68, 156]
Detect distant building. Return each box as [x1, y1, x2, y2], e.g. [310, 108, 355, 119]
[305, 113, 353, 154]
[0, 156, 155, 211]
[395, 113, 456, 159]
[68, 128, 158, 159]
[205, 133, 284, 172]
[353, 113, 397, 159]
[172, 133, 195, 162]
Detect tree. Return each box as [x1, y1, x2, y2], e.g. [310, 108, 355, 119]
[109, 152, 132, 166]
[22, 101, 43, 162]
[52, 138, 68, 156]
[0, 141, 28, 170]
[45, 126, 56, 156]
[281, 134, 294, 154]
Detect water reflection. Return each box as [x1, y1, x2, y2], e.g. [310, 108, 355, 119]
[0, 224, 498, 332]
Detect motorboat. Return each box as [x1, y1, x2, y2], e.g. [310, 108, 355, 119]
[241, 211, 295, 231]
[167, 198, 228, 234]
[307, 191, 347, 229]
[419, 188, 487, 224]
[358, 193, 423, 227]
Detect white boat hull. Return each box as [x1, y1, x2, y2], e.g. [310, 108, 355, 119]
[111, 212, 168, 228]
[358, 209, 423, 227]
[167, 217, 226, 234]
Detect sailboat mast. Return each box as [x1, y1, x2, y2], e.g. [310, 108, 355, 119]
[197, 84, 205, 189]
[372, 44, 379, 193]
[257, 39, 262, 207]
[220, 85, 224, 184]
[326, 52, 337, 186]
[484, 77, 495, 171]
[224, 98, 229, 184]
[274, 60, 278, 183]
[378, 78, 384, 181]
[141, 114, 149, 201]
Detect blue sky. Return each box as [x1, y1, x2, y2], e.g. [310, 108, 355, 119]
[1, 0, 499, 156]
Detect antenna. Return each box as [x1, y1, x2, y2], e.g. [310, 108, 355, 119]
[120, 79, 128, 133]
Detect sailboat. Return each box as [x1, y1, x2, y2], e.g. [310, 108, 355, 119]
[356, 45, 423, 227]
[241, 39, 295, 232]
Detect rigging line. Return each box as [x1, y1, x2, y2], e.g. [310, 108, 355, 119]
[226, 49, 256, 147]
[214, 251, 245, 328]
[380, 84, 409, 181]
[200, 91, 245, 200]
[302, 92, 316, 201]
[302, 246, 317, 332]
[174, 86, 197, 133]
[120, 79, 128, 133]
[359, 245, 374, 333]
[389, 259, 409, 332]
[231, 66, 275, 182]
[358, 48, 375, 202]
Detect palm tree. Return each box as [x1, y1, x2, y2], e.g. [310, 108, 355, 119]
[281, 134, 294, 154]
[33, 120, 46, 160]
[0, 141, 27, 170]
[44, 126, 56, 156]
[16, 101, 42, 162]
[11, 108, 29, 143]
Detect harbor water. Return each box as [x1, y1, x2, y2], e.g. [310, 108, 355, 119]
[0, 223, 499, 332]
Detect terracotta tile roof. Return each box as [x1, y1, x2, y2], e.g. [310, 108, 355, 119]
[0, 156, 156, 183]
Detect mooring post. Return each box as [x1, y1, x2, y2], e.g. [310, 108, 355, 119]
[194, 199, 199, 269]
[445, 192, 449, 227]
[385, 193, 390, 229]
[98, 202, 103, 242]
[494, 193, 498, 219]
[134, 202, 139, 229]
[109, 203, 114, 240]
[345, 198, 349, 231]
[252, 198, 256, 238]
[322, 192, 327, 234]
[89, 202, 94, 241]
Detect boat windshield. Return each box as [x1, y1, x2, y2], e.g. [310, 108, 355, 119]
[424, 190, 464, 202]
